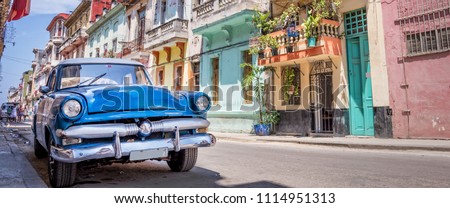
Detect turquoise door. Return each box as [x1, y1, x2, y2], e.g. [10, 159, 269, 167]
[345, 8, 374, 136]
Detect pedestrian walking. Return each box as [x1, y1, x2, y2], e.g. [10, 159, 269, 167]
[18, 106, 24, 122]
[10, 106, 17, 122]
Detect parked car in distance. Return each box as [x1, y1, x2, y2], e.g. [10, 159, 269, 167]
[1, 102, 19, 121]
[33, 58, 216, 187]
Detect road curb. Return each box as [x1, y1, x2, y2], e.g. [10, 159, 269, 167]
[218, 136, 450, 152]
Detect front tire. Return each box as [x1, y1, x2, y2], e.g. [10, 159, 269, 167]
[48, 140, 77, 188]
[167, 148, 198, 172]
[34, 136, 47, 158]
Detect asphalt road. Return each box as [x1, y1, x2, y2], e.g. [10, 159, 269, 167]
[14, 130, 450, 188]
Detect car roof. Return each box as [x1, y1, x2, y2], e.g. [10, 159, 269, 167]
[58, 58, 144, 66]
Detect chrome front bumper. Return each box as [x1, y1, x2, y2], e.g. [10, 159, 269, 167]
[51, 133, 216, 163]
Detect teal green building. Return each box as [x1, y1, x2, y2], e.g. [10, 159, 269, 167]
[192, 9, 257, 133]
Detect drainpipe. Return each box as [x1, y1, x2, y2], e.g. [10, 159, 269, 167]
[394, 0, 411, 138]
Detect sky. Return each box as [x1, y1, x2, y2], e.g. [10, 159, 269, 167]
[0, 0, 80, 103]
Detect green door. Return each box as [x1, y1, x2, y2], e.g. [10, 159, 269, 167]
[345, 8, 374, 136]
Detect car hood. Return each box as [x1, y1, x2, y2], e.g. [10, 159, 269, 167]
[62, 85, 187, 114]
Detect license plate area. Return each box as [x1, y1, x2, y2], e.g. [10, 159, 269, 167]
[129, 148, 168, 161]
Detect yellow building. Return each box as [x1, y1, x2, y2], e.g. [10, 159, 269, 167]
[262, 0, 390, 137]
[144, 0, 191, 91]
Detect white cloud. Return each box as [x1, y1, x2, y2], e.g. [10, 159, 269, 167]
[30, 0, 80, 15]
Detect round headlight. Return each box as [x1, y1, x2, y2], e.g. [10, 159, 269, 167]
[195, 96, 210, 111]
[62, 100, 81, 118]
[138, 120, 152, 137]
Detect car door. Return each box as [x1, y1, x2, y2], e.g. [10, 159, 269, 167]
[36, 69, 57, 146]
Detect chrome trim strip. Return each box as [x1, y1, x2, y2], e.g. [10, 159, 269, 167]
[59, 118, 210, 139]
[50, 133, 216, 163]
[113, 131, 122, 159]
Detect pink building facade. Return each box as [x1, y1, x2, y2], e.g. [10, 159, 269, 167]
[382, 0, 450, 139]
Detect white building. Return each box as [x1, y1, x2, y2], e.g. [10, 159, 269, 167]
[85, 3, 127, 58]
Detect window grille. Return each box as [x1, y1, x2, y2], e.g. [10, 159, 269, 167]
[344, 8, 367, 37]
[397, 0, 450, 56]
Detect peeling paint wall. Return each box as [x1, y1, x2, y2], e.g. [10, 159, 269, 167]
[381, 0, 450, 139]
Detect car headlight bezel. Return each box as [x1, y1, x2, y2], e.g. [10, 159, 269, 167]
[194, 95, 211, 112]
[61, 99, 82, 119]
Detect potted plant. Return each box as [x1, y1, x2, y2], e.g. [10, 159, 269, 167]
[240, 63, 278, 136]
[303, 0, 343, 47]
[260, 35, 279, 56]
[262, 110, 280, 134]
[302, 10, 321, 47]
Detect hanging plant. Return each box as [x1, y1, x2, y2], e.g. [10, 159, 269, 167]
[283, 67, 299, 103]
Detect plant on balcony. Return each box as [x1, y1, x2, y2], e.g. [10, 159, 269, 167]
[302, 10, 321, 47]
[312, 0, 342, 21]
[249, 11, 279, 58]
[240, 63, 279, 135]
[302, 0, 342, 47]
[274, 3, 300, 30]
[282, 67, 300, 103]
[252, 10, 275, 35]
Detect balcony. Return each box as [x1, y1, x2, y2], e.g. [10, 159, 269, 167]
[121, 37, 145, 57]
[192, 0, 244, 20]
[44, 40, 54, 51]
[258, 19, 342, 66]
[145, 18, 188, 50]
[60, 27, 88, 54]
[51, 36, 65, 45]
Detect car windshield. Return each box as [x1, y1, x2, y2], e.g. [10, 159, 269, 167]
[59, 64, 151, 89]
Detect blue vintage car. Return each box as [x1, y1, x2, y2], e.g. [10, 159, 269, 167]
[33, 58, 216, 187]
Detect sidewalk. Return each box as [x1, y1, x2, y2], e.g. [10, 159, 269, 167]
[213, 132, 450, 152]
[0, 121, 47, 188]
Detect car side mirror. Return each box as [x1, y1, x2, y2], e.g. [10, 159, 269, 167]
[39, 86, 50, 94]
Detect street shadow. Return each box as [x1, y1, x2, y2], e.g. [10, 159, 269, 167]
[74, 164, 287, 188]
